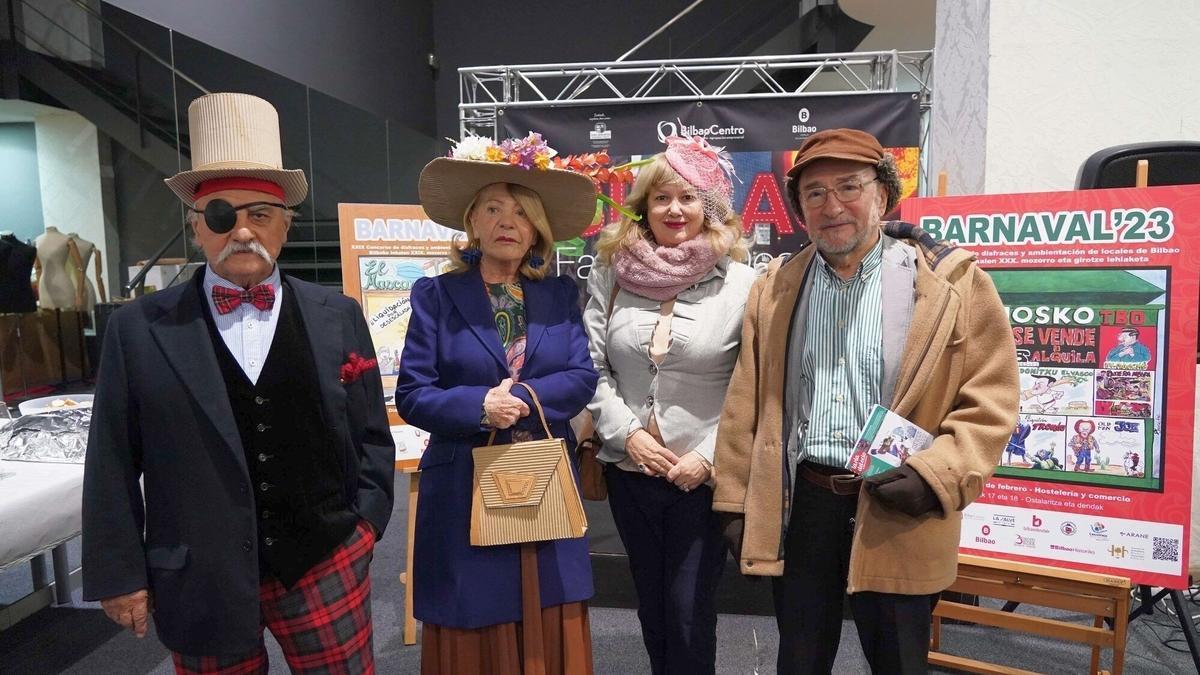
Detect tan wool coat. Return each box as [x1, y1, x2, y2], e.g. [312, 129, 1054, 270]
[712, 232, 1020, 595]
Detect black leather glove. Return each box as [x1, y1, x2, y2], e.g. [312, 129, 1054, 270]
[863, 464, 942, 517]
[717, 512, 746, 563]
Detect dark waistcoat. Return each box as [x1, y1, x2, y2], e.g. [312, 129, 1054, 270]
[202, 281, 356, 587]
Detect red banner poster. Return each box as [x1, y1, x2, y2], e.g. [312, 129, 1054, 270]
[901, 185, 1200, 589]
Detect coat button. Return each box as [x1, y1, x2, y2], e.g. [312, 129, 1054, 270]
[264, 537, 275, 547]
[649, 364, 657, 374]
[255, 396, 266, 405]
[242, 539, 252, 552]
[258, 453, 268, 462]
[260, 482, 272, 492]
[256, 423, 268, 432]
[262, 510, 271, 519]
[645, 395, 654, 407]
[746, 560, 754, 567]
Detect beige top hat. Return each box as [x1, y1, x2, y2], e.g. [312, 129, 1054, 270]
[418, 133, 598, 242]
[164, 93, 308, 206]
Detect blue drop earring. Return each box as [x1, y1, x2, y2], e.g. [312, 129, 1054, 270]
[528, 254, 545, 269]
[460, 242, 482, 265]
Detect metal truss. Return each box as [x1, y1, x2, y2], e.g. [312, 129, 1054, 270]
[459, 50, 935, 192]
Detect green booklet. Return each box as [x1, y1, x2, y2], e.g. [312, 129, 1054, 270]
[846, 404, 934, 476]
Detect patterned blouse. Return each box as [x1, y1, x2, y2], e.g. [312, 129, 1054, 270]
[487, 282, 533, 441]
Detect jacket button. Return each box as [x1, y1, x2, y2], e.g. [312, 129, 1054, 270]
[645, 395, 654, 407]
[264, 537, 275, 547]
[649, 364, 657, 374]
[255, 396, 266, 405]
[746, 560, 754, 567]
[258, 453, 268, 462]
[260, 482, 272, 492]
[256, 423, 268, 432]
[262, 510, 271, 519]
[242, 539, 252, 552]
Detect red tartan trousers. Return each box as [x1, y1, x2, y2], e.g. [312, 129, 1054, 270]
[172, 520, 376, 675]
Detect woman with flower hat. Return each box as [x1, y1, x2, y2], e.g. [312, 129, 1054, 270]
[396, 133, 600, 674]
[583, 136, 754, 674]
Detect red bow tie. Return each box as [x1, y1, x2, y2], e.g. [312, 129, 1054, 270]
[212, 284, 276, 315]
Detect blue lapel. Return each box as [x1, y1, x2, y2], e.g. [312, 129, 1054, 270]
[521, 276, 551, 366]
[442, 267, 510, 372]
[148, 273, 245, 471]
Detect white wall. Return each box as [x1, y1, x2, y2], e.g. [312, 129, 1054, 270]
[934, 0, 1200, 195]
[34, 110, 112, 299]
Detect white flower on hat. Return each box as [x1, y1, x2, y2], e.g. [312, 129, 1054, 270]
[448, 133, 497, 162]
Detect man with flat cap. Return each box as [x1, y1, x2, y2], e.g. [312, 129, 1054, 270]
[82, 92, 394, 673]
[712, 128, 1019, 673]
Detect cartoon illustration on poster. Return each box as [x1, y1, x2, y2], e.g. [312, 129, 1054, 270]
[996, 268, 1165, 491]
[903, 186, 1198, 589]
[359, 256, 449, 391]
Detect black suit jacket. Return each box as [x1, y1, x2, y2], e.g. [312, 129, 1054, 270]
[81, 273, 394, 656]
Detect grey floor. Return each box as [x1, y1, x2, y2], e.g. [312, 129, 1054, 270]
[1, 485, 1196, 674]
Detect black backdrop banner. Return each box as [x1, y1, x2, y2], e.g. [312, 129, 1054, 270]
[496, 92, 922, 281]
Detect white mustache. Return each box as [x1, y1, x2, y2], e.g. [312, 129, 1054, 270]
[216, 240, 274, 265]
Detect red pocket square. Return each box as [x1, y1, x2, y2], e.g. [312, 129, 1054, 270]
[339, 352, 378, 384]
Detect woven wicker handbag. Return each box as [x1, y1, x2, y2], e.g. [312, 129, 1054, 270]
[469, 382, 588, 547]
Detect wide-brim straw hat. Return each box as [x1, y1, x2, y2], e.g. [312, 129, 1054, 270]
[164, 93, 308, 207]
[418, 157, 597, 242]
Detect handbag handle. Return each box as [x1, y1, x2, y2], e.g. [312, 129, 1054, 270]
[485, 381, 553, 445]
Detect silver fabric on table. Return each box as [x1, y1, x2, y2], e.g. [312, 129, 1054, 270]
[0, 409, 92, 464]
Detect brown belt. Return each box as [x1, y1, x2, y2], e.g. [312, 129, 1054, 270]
[798, 461, 862, 496]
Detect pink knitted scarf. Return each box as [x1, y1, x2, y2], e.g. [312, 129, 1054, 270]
[611, 233, 726, 301]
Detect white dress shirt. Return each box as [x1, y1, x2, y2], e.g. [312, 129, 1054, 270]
[202, 264, 283, 384]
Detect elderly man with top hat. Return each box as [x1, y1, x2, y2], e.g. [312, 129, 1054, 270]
[81, 93, 394, 673]
[712, 128, 1019, 673]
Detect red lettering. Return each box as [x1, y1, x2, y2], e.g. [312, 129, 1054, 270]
[740, 173, 795, 235]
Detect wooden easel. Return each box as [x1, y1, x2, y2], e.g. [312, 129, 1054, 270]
[929, 555, 1131, 674]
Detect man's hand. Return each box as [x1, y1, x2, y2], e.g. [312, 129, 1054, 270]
[483, 378, 530, 429]
[666, 452, 711, 492]
[863, 464, 941, 517]
[101, 589, 152, 638]
[625, 429, 679, 476]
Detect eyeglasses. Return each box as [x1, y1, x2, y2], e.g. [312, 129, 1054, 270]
[189, 200, 290, 234]
[800, 178, 880, 209]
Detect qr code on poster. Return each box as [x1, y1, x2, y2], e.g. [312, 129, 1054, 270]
[1152, 537, 1179, 562]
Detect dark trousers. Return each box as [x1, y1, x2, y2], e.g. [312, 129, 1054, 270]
[606, 465, 725, 675]
[773, 470, 938, 674]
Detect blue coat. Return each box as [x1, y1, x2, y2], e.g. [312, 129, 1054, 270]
[396, 267, 598, 629]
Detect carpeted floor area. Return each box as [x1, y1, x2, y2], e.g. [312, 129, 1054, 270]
[1, 483, 1195, 673]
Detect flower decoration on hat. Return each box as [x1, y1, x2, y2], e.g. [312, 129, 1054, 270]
[448, 131, 556, 171]
[553, 150, 649, 227]
[663, 135, 738, 199]
[662, 135, 740, 226]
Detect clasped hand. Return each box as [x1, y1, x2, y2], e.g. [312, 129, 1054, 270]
[483, 378, 530, 429]
[625, 429, 711, 491]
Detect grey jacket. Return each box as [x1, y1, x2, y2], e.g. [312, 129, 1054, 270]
[584, 257, 756, 464]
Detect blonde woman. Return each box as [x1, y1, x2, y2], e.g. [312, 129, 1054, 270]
[398, 134, 599, 675]
[584, 136, 754, 674]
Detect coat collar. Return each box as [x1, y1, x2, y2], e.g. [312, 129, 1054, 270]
[441, 266, 558, 376]
[441, 266, 512, 373]
[147, 270, 346, 470]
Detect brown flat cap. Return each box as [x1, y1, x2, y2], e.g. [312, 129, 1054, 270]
[785, 128, 885, 180]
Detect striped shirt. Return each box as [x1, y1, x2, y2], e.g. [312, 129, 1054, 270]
[797, 238, 884, 468]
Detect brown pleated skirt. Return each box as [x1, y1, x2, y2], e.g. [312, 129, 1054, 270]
[420, 544, 594, 675]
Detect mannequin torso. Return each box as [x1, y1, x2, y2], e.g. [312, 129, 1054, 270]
[35, 227, 83, 310]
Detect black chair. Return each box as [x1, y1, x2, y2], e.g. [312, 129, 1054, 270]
[1076, 141, 1200, 189]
